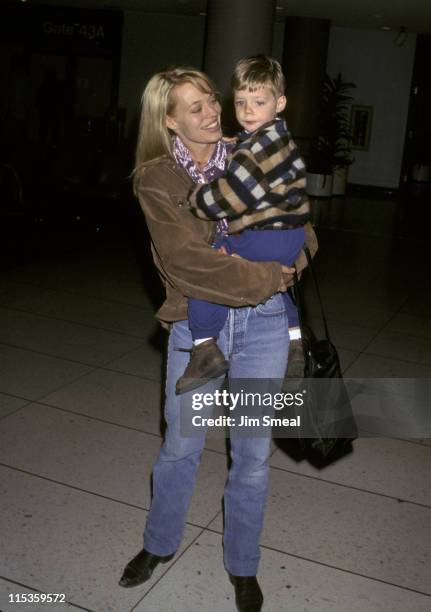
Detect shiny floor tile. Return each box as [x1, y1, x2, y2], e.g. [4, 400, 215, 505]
[337, 348, 360, 373]
[3, 287, 157, 338]
[1, 246, 141, 287]
[344, 354, 431, 377]
[41, 368, 163, 433]
[0, 404, 226, 527]
[307, 316, 378, 352]
[105, 342, 164, 382]
[0, 344, 93, 400]
[386, 313, 431, 340]
[134, 529, 431, 612]
[366, 330, 431, 366]
[0, 307, 145, 366]
[0, 579, 79, 611]
[0, 466, 201, 612]
[270, 437, 431, 505]
[7, 274, 155, 310]
[209, 468, 431, 593]
[0, 393, 29, 419]
[302, 284, 403, 328]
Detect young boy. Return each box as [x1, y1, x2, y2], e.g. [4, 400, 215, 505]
[176, 55, 310, 395]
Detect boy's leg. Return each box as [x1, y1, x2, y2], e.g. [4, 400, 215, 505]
[175, 298, 229, 395]
[225, 229, 305, 381]
[283, 290, 304, 378]
[223, 229, 306, 378]
[188, 298, 229, 341]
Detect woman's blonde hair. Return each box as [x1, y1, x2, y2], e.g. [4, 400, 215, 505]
[231, 55, 286, 98]
[133, 66, 216, 191]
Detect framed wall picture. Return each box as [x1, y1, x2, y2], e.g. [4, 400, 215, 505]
[351, 105, 373, 151]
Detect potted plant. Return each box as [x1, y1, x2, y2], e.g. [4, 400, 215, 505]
[307, 73, 356, 197]
[331, 74, 356, 195]
[306, 126, 334, 197]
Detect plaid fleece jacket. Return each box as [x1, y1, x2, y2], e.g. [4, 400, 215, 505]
[189, 118, 310, 234]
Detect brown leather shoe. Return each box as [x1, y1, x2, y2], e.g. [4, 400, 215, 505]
[229, 574, 264, 612]
[175, 338, 229, 395]
[118, 548, 174, 588]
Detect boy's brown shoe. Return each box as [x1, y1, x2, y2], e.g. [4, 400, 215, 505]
[175, 339, 229, 395]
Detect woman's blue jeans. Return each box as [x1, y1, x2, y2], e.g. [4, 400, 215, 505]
[143, 293, 289, 576]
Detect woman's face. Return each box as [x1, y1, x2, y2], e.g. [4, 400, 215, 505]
[166, 81, 222, 150]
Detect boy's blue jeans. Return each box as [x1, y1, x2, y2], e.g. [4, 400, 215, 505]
[143, 294, 289, 575]
[188, 228, 304, 340]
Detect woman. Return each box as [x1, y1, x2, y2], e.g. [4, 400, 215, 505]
[119, 66, 317, 612]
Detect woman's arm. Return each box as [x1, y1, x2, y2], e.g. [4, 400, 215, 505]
[137, 162, 286, 307]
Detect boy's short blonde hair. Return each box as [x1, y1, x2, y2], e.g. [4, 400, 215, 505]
[231, 55, 286, 98]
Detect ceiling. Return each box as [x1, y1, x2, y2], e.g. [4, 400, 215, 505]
[9, 0, 431, 33]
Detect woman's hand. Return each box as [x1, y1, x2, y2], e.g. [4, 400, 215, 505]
[218, 248, 294, 292]
[278, 266, 295, 292]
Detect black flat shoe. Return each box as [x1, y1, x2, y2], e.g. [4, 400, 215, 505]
[229, 574, 264, 612]
[119, 548, 174, 588]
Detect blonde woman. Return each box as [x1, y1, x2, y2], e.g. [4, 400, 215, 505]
[119, 66, 316, 612]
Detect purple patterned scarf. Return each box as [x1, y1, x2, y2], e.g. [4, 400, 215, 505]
[172, 136, 228, 184]
[172, 136, 230, 235]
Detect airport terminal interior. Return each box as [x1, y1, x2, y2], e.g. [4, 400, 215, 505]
[1, 1, 430, 611]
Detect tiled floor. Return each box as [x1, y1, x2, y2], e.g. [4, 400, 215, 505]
[0, 195, 430, 612]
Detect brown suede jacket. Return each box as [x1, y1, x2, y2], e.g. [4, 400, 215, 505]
[136, 155, 318, 327]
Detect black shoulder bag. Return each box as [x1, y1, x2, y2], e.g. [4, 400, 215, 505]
[278, 246, 358, 467]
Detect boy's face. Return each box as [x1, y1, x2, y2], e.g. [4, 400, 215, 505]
[233, 85, 286, 132]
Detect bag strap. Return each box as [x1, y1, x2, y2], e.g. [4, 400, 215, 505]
[294, 245, 332, 343]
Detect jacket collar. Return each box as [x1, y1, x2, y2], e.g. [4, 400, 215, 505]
[237, 117, 288, 142]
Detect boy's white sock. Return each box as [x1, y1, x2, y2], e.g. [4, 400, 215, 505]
[288, 327, 301, 341]
[193, 337, 213, 346]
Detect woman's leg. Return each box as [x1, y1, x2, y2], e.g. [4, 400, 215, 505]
[143, 320, 209, 555]
[220, 294, 289, 575]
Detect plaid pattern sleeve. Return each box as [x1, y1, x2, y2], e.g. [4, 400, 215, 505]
[188, 119, 309, 229]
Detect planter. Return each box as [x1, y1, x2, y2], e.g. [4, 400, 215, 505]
[332, 166, 348, 196]
[306, 172, 333, 197]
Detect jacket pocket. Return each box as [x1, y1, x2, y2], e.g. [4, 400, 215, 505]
[169, 192, 188, 208]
